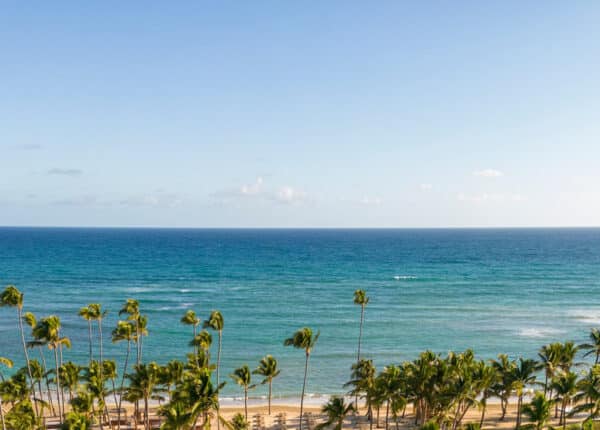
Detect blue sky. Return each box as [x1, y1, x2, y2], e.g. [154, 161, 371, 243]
[1, 2, 599, 227]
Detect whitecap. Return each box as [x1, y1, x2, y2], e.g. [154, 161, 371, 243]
[567, 309, 600, 326]
[394, 275, 417, 280]
[179, 289, 191, 293]
[518, 327, 565, 339]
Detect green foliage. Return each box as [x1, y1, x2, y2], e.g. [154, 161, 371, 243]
[420, 421, 440, 430]
[230, 413, 248, 430]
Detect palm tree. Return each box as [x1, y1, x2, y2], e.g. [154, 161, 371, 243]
[112, 320, 135, 427]
[581, 329, 600, 365]
[353, 290, 369, 363]
[32, 315, 71, 421]
[521, 392, 553, 430]
[253, 355, 281, 415]
[181, 310, 200, 338]
[539, 343, 561, 397]
[316, 396, 356, 430]
[474, 361, 499, 428]
[512, 358, 541, 430]
[0, 285, 35, 412]
[126, 362, 161, 430]
[159, 400, 195, 430]
[88, 304, 107, 368]
[284, 327, 320, 430]
[79, 305, 95, 363]
[190, 330, 213, 367]
[552, 371, 578, 429]
[230, 365, 255, 420]
[204, 311, 224, 389]
[491, 354, 517, 420]
[119, 299, 143, 364]
[0, 357, 13, 430]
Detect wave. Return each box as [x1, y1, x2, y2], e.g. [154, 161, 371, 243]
[393, 275, 417, 280]
[518, 327, 565, 339]
[568, 309, 600, 326]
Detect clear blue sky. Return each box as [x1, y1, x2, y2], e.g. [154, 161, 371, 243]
[2, 2, 599, 227]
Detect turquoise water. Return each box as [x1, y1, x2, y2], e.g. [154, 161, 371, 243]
[1, 227, 600, 398]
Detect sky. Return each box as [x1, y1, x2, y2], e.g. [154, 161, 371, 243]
[1, 2, 599, 227]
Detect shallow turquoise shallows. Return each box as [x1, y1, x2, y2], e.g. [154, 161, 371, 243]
[1, 228, 600, 398]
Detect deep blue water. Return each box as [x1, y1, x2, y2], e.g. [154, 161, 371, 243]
[1, 227, 600, 398]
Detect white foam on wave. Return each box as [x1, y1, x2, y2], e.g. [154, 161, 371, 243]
[394, 275, 417, 280]
[518, 327, 565, 339]
[179, 289, 191, 293]
[568, 309, 600, 326]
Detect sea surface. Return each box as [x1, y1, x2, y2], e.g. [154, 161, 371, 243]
[1, 227, 600, 399]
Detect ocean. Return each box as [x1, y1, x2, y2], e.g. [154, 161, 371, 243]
[1, 227, 600, 399]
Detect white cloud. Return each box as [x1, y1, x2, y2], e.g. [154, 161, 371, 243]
[240, 177, 263, 196]
[52, 195, 101, 206]
[359, 196, 383, 206]
[458, 192, 526, 203]
[473, 169, 504, 178]
[273, 186, 307, 205]
[120, 193, 182, 208]
[420, 183, 433, 191]
[47, 168, 83, 177]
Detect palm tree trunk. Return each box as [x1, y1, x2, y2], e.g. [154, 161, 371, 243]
[299, 352, 310, 430]
[17, 307, 38, 417]
[88, 320, 93, 363]
[385, 401, 390, 430]
[117, 340, 131, 430]
[244, 387, 248, 420]
[515, 395, 522, 430]
[53, 347, 63, 422]
[217, 331, 222, 430]
[479, 400, 486, 429]
[145, 396, 150, 430]
[356, 305, 365, 408]
[268, 380, 272, 415]
[39, 347, 56, 416]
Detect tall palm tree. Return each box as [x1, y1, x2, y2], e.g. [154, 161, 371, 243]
[88, 304, 107, 368]
[0, 285, 35, 411]
[512, 358, 541, 430]
[230, 365, 255, 420]
[353, 290, 369, 363]
[78, 305, 95, 363]
[474, 360, 499, 429]
[190, 330, 212, 366]
[181, 310, 200, 339]
[0, 357, 13, 430]
[521, 392, 553, 430]
[32, 315, 71, 422]
[284, 327, 320, 430]
[112, 320, 135, 427]
[581, 329, 600, 365]
[491, 354, 517, 420]
[316, 396, 356, 430]
[345, 359, 376, 426]
[204, 311, 224, 389]
[126, 362, 161, 430]
[253, 355, 281, 415]
[539, 343, 561, 397]
[119, 299, 143, 364]
[552, 371, 578, 429]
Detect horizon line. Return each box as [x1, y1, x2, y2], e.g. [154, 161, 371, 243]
[2, 225, 600, 230]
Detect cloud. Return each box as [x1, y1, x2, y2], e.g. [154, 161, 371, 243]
[212, 177, 309, 206]
[52, 195, 100, 206]
[15, 144, 42, 150]
[473, 169, 504, 178]
[359, 196, 383, 206]
[47, 168, 83, 177]
[272, 186, 308, 205]
[420, 183, 433, 191]
[457, 192, 526, 203]
[119, 193, 182, 208]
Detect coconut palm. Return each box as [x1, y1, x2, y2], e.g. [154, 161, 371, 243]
[0, 285, 35, 411]
[230, 365, 255, 420]
[87, 304, 107, 368]
[284, 327, 320, 430]
[118, 299, 142, 364]
[491, 354, 517, 420]
[0, 357, 13, 430]
[112, 320, 135, 426]
[159, 400, 195, 430]
[253, 355, 281, 415]
[316, 396, 356, 430]
[551, 371, 578, 429]
[512, 358, 541, 429]
[345, 358, 376, 422]
[181, 310, 201, 339]
[203, 311, 224, 389]
[79, 306, 95, 363]
[539, 343, 561, 397]
[473, 360, 499, 429]
[581, 329, 600, 365]
[126, 362, 161, 430]
[353, 290, 369, 363]
[190, 330, 212, 367]
[521, 392, 553, 430]
[32, 315, 71, 421]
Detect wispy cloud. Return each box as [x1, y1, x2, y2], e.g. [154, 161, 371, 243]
[458, 192, 526, 203]
[420, 183, 433, 191]
[15, 144, 42, 150]
[473, 169, 504, 178]
[359, 196, 383, 206]
[119, 193, 182, 208]
[47, 168, 83, 177]
[212, 177, 309, 206]
[52, 195, 100, 206]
